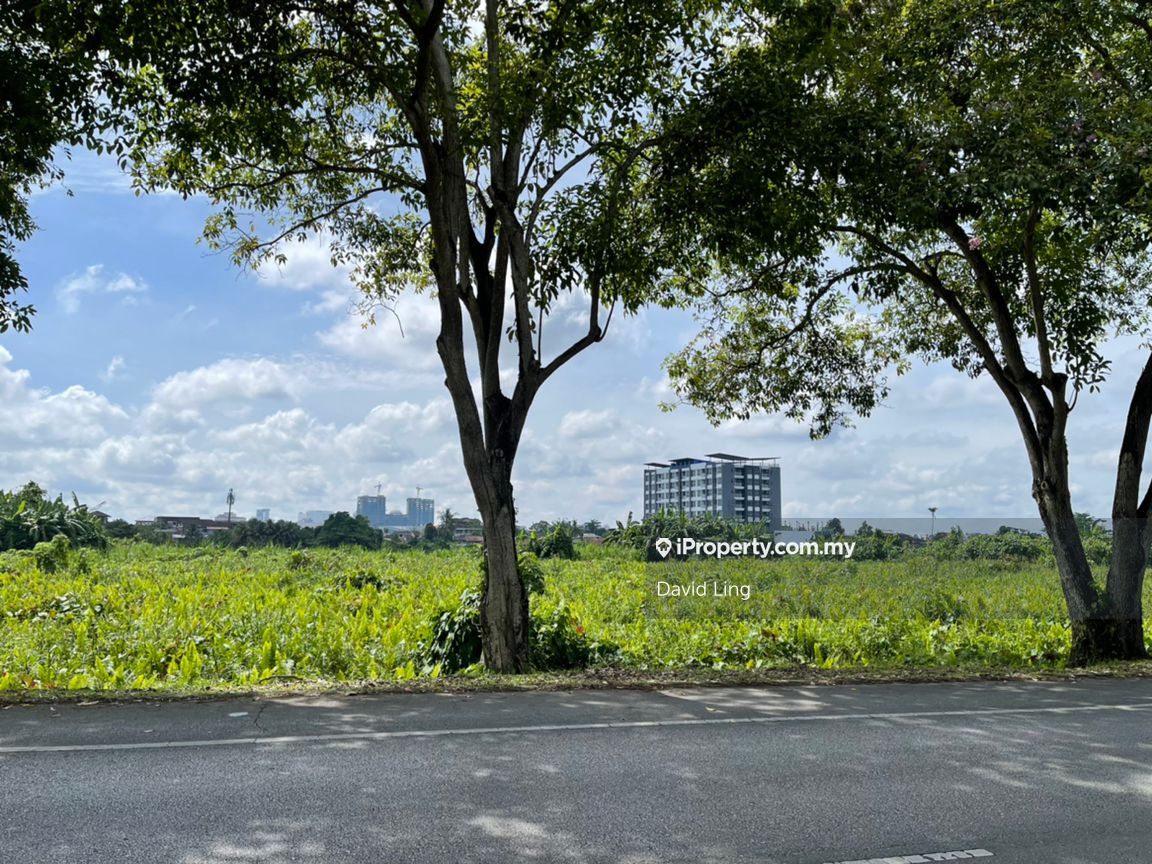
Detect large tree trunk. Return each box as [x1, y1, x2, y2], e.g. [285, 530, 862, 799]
[1034, 438, 1147, 665]
[1104, 516, 1149, 660]
[477, 465, 530, 673]
[1037, 485, 1147, 666]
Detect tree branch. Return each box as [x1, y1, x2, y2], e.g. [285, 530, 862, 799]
[831, 223, 1048, 476]
[1023, 204, 1055, 384]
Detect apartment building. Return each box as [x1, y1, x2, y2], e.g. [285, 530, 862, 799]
[642, 453, 782, 530]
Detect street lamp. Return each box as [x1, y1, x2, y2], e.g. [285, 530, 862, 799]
[928, 506, 938, 540]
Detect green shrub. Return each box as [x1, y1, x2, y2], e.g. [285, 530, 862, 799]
[524, 524, 576, 560]
[0, 483, 108, 552]
[517, 552, 547, 595]
[32, 534, 72, 573]
[530, 601, 598, 669]
[422, 588, 483, 674]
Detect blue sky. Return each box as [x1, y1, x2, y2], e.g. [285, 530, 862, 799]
[3, 149, 1146, 527]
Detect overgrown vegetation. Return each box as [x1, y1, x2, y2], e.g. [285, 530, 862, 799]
[0, 483, 108, 552]
[522, 523, 577, 560]
[1, 541, 1146, 692]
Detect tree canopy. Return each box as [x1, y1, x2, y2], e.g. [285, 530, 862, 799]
[655, 0, 1152, 435]
[1, 1, 141, 332]
[116, 0, 722, 670]
[649, 0, 1152, 662]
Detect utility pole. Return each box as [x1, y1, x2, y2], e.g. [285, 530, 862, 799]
[227, 488, 235, 527]
[928, 506, 938, 541]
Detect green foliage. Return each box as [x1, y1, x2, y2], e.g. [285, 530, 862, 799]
[215, 518, 310, 549]
[104, 519, 138, 540]
[0, 483, 108, 552]
[529, 600, 602, 669]
[1, 541, 1147, 692]
[421, 551, 572, 673]
[422, 588, 484, 675]
[0, 1, 135, 332]
[313, 512, 383, 550]
[517, 552, 547, 596]
[32, 534, 71, 573]
[523, 523, 576, 560]
[604, 511, 772, 556]
[652, 2, 1152, 434]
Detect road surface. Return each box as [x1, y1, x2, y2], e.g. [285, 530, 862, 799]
[3, 678, 1152, 863]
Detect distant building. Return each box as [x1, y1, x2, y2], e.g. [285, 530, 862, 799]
[144, 516, 234, 542]
[406, 497, 435, 529]
[297, 510, 334, 528]
[452, 517, 484, 542]
[356, 495, 389, 529]
[358, 493, 435, 530]
[255, 509, 271, 522]
[643, 453, 782, 530]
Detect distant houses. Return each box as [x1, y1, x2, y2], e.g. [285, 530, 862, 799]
[134, 516, 236, 542]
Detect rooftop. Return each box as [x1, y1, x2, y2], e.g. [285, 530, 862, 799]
[645, 454, 780, 468]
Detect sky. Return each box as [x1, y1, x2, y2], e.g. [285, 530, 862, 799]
[4, 149, 1148, 528]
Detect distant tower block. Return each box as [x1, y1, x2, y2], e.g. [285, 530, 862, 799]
[642, 453, 782, 531]
[406, 496, 435, 529]
[356, 494, 388, 529]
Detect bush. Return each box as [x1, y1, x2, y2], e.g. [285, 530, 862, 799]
[419, 554, 598, 673]
[0, 483, 108, 552]
[530, 601, 597, 669]
[517, 552, 547, 595]
[32, 534, 72, 573]
[603, 511, 771, 554]
[422, 588, 483, 674]
[524, 523, 576, 560]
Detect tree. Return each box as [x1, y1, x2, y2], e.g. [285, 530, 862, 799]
[815, 517, 844, 540]
[314, 512, 383, 550]
[0, 482, 108, 550]
[123, 0, 710, 671]
[1, 2, 140, 331]
[650, 0, 1152, 663]
[105, 518, 139, 540]
[215, 518, 310, 549]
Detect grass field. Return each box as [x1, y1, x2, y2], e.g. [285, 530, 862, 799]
[0, 542, 1147, 692]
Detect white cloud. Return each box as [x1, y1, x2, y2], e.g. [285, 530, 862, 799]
[151, 357, 301, 408]
[558, 409, 621, 440]
[302, 290, 355, 316]
[100, 356, 126, 382]
[316, 295, 442, 371]
[717, 415, 811, 441]
[257, 235, 350, 292]
[920, 372, 1003, 406]
[57, 265, 148, 314]
[0, 349, 128, 448]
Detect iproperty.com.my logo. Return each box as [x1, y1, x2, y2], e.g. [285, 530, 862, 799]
[653, 537, 856, 560]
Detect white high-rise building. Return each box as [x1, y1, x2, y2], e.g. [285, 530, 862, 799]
[642, 453, 782, 530]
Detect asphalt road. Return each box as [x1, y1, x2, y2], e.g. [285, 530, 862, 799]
[3, 678, 1152, 863]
